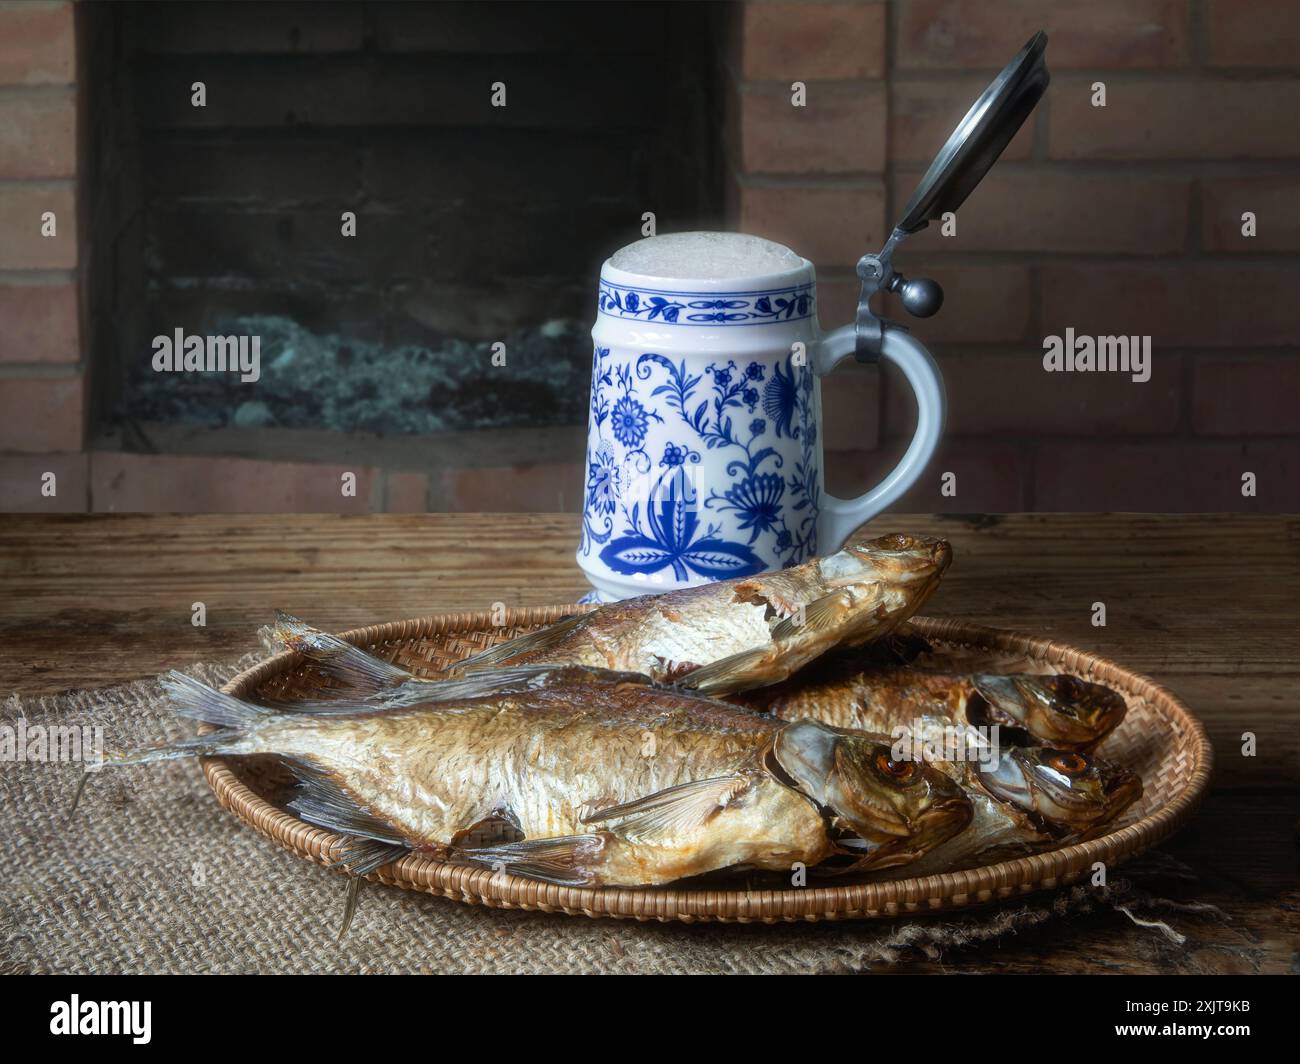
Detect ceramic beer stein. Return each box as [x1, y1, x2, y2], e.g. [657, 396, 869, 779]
[577, 232, 944, 602]
[576, 33, 1050, 601]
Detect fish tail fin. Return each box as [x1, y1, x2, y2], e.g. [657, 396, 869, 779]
[160, 670, 273, 729]
[71, 714, 257, 817]
[452, 611, 592, 671]
[108, 730, 242, 767]
[273, 611, 414, 697]
[91, 672, 274, 773]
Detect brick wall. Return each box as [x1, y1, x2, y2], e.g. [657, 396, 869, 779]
[0, 1, 84, 486]
[1, 0, 1296, 515]
[726, 0, 1300, 513]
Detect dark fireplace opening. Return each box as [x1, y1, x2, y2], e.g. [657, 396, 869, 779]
[82, 1, 727, 450]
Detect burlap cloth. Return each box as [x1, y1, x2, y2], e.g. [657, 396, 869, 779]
[1, 658, 1205, 974]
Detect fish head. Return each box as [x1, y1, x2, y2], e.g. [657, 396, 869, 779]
[818, 535, 951, 638]
[971, 673, 1128, 751]
[822, 533, 952, 591]
[976, 745, 1142, 838]
[772, 720, 972, 871]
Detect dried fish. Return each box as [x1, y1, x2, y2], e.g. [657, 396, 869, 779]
[447, 533, 952, 695]
[108, 645, 971, 888]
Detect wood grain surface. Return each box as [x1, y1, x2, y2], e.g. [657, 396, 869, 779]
[1, 512, 1296, 973]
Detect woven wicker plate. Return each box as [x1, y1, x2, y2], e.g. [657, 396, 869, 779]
[201, 607, 1212, 923]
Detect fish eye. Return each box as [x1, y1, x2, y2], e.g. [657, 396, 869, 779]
[1047, 751, 1089, 776]
[874, 751, 917, 782]
[1054, 675, 1082, 699]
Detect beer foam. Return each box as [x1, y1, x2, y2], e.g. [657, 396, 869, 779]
[609, 232, 804, 281]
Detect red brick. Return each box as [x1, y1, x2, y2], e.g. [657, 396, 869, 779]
[0, 183, 76, 268]
[886, 265, 1032, 345]
[441, 462, 583, 513]
[1201, 176, 1300, 252]
[897, 0, 1191, 70]
[0, 373, 83, 452]
[895, 173, 1190, 254]
[384, 470, 428, 513]
[819, 365, 881, 451]
[736, 181, 887, 268]
[1207, 0, 1300, 67]
[890, 79, 1034, 163]
[816, 264, 1032, 345]
[740, 86, 886, 174]
[1192, 357, 1300, 435]
[740, 3, 886, 81]
[0, 2, 74, 85]
[90, 453, 381, 512]
[1032, 441, 1300, 510]
[0, 88, 75, 177]
[828, 439, 1028, 512]
[884, 351, 1181, 436]
[0, 281, 79, 363]
[0, 452, 87, 511]
[1041, 265, 1300, 348]
[1049, 79, 1300, 160]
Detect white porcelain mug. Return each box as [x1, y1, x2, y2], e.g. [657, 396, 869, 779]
[577, 232, 945, 602]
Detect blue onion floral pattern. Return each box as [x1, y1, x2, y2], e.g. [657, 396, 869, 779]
[719, 471, 784, 541]
[581, 340, 819, 579]
[610, 395, 650, 448]
[600, 472, 765, 582]
[763, 360, 799, 438]
[586, 439, 619, 516]
[598, 282, 815, 326]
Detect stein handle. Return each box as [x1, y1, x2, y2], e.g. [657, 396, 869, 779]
[811, 323, 946, 551]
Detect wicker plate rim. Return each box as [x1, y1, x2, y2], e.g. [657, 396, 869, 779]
[200, 607, 1214, 924]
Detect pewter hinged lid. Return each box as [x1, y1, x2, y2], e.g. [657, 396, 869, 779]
[853, 32, 1050, 360]
[896, 31, 1050, 234]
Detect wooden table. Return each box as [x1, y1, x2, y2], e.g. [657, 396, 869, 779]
[1, 513, 1295, 973]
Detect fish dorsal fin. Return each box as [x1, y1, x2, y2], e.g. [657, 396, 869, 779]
[581, 775, 749, 843]
[453, 611, 593, 671]
[286, 761, 408, 846]
[274, 612, 414, 696]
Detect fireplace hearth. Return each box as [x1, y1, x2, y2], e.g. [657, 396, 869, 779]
[84, 1, 727, 443]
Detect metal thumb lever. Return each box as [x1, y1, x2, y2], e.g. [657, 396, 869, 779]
[852, 228, 944, 363]
[892, 274, 944, 319]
